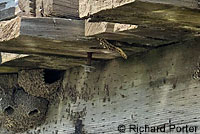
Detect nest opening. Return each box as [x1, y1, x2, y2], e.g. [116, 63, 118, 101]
[28, 109, 39, 116]
[43, 69, 63, 84]
[4, 106, 14, 115]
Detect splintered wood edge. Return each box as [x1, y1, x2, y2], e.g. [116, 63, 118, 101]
[1, 52, 29, 64]
[0, 17, 21, 42]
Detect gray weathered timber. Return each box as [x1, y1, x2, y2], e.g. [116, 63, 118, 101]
[18, 37, 200, 134]
[79, 0, 199, 18]
[0, 0, 17, 20]
[0, 0, 79, 18]
[0, 52, 103, 71]
[0, 17, 148, 59]
[82, 1, 200, 47]
[0, 7, 16, 21]
[85, 21, 184, 46]
[18, 0, 79, 18]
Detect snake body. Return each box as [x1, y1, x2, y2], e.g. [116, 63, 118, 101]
[97, 38, 127, 59]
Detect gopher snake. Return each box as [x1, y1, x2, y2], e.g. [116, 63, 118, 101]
[97, 38, 127, 59]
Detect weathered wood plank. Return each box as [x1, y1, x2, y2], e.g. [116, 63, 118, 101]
[79, 0, 200, 18]
[0, 17, 148, 59]
[79, 0, 134, 18]
[1, 0, 79, 19]
[0, 52, 104, 71]
[35, 0, 79, 18]
[0, 0, 20, 20]
[86, 1, 200, 30]
[0, 17, 117, 59]
[17, 0, 79, 18]
[0, 7, 15, 20]
[83, 1, 200, 46]
[85, 21, 180, 46]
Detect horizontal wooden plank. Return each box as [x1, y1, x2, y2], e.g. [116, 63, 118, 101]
[0, 0, 79, 18]
[16, 0, 79, 18]
[79, 0, 134, 18]
[0, 7, 15, 20]
[79, 0, 199, 18]
[84, 1, 200, 45]
[0, 52, 103, 71]
[85, 21, 178, 46]
[1, 17, 147, 60]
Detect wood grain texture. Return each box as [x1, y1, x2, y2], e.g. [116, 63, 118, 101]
[0, 7, 15, 21]
[17, 37, 200, 134]
[79, 0, 199, 18]
[35, 0, 79, 18]
[79, 0, 134, 18]
[85, 21, 178, 46]
[0, 0, 20, 20]
[0, 52, 102, 71]
[0, 17, 118, 59]
[0, 17, 148, 60]
[0, 52, 28, 64]
[86, 1, 200, 47]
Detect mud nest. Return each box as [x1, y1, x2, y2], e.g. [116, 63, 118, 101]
[18, 69, 63, 99]
[0, 74, 18, 90]
[0, 88, 48, 133]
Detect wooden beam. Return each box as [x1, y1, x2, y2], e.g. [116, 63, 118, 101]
[83, 1, 200, 31]
[79, 0, 200, 18]
[79, 0, 134, 18]
[82, 1, 200, 46]
[1, 0, 79, 19]
[85, 21, 179, 46]
[1, 17, 147, 60]
[0, 52, 104, 71]
[16, 0, 79, 18]
[0, 0, 22, 20]
[0, 7, 16, 21]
